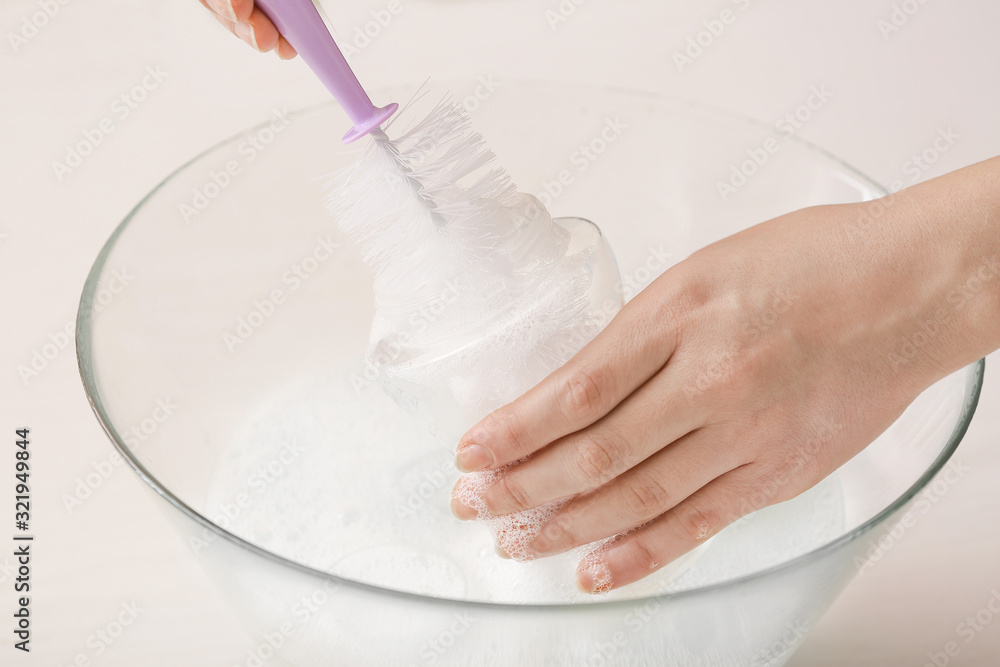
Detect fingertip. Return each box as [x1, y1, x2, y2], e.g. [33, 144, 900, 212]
[243, 8, 283, 52]
[449, 488, 477, 521]
[206, 0, 238, 22]
[208, 9, 237, 35]
[233, 20, 260, 51]
[230, 0, 254, 22]
[576, 560, 614, 594]
[276, 36, 298, 60]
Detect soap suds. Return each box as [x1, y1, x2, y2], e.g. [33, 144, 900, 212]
[204, 366, 845, 604]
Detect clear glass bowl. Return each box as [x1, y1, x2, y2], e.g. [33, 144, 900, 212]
[76, 80, 983, 666]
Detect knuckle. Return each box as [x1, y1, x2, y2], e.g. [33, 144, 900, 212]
[688, 343, 750, 398]
[620, 474, 672, 519]
[761, 453, 817, 504]
[537, 511, 576, 547]
[730, 467, 775, 515]
[624, 537, 661, 573]
[559, 368, 607, 423]
[492, 474, 532, 514]
[485, 407, 530, 459]
[675, 504, 718, 544]
[572, 433, 618, 486]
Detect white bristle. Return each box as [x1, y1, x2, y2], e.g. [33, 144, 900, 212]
[323, 101, 518, 280]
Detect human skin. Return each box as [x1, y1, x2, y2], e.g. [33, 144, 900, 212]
[451, 156, 1000, 593]
[199, 0, 298, 59]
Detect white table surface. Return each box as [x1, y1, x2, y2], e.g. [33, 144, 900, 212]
[2, 1, 999, 665]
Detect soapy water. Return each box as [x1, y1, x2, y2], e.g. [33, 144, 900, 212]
[203, 366, 846, 604]
[203, 101, 846, 603]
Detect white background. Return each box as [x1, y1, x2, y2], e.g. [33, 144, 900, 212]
[2, 0, 999, 665]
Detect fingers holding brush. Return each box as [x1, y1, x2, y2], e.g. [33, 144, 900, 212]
[199, 0, 298, 59]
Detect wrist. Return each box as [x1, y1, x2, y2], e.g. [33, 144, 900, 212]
[857, 158, 1000, 385]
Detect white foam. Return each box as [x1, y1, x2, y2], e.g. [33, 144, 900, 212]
[203, 368, 846, 604]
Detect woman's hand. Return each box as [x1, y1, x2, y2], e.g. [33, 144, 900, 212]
[451, 159, 1000, 593]
[199, 0, 297, 59]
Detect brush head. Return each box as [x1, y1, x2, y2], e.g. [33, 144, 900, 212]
[326, 100, 519, 278]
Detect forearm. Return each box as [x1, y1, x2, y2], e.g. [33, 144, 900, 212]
[872, 156, 1000, 384]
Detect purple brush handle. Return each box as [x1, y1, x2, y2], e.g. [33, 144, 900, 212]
[255, 0, 397, 143]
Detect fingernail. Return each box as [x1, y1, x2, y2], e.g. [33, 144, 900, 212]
[528, 533, 550, 557]
[494, 543, 511, 560]
[577, 561, 614, 594]
[276, 43, 298, 61]
[235, 21, 260, 51]
[449, 496, 477, 520]
[211, 0, 238, 22]
[456, 444, 494, 473]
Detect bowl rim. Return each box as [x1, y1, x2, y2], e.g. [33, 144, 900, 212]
[75, 79, 985, 610]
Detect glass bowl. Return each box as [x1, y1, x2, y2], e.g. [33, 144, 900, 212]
[76, 80, 983, 666]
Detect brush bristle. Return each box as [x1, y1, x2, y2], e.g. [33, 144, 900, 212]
[323, 101, 519, 280]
